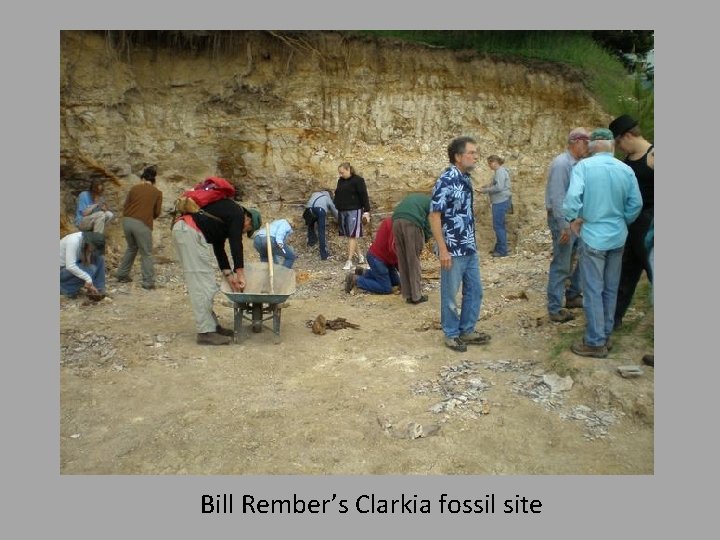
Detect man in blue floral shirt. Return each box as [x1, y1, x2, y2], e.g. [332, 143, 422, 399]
[430, 136, 491, 352]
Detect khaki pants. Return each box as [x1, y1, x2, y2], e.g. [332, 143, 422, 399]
[172, 220, 220, 334]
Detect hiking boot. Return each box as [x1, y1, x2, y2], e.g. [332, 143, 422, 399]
[344, 273, 356, 293]
[342, 260, 353, 271]
[87, 292, 106, 302]
[354, 267, 365, 276]
[215, 325, 235, 337]
[459, 330, 491, 345]
[406, 295, 428, 305]
[196, 332, 231, 345]
[491, 252, 507, 258]
[116, 276, 132, 283]
[549, 308, 575, 323]
[570, 340, 608, 359]
[642, 354, 654, 367]
[141, 284, 156, 290]
[565, 295, 583, 309]
[444, 337, 467, 353]
[605, 336, 613, 351]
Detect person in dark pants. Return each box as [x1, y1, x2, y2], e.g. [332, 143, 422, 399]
[304, 188, 338, 260]
[334, 162, 371, 271]
[609, 115, 654, 330]
[344, 217, 400, 295]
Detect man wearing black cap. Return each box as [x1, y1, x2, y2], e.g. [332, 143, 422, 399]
[172, 198, 261, 345]
[60, 231, 106, 300]
[608, 114, 654, 329]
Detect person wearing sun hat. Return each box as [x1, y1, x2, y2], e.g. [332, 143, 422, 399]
[608, 114, 654, 331]
[172, 196, 262, 345]
[562, 128, 643, 358]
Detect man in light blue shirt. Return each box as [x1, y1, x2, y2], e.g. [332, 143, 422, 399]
[253, 218, 296, 269]
[563, 128, 642, 358]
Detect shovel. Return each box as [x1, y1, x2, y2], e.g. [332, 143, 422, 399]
[265, 223, 274, 294]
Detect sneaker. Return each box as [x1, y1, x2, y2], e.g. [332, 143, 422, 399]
[196, 332, 231, 345]
[444, 337, 467, 352]
[357, 254, 366, 264]
[565, 295, 583, 309]
[570, 340, 608, 358]
[215, 325, 235, 337]
[344, 273, 356, 294]
[459, 330, 491, 345]
[342, 260, 353, 271]
[406, 295, 429, 305]
[116, 276, 132, 283]
[549, 308, 575, 323]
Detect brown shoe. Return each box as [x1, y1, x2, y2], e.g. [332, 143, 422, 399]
[571, 340, 608, 358]
[549, 308, 575, 323]
[565, 295, 583, 309]
[196, 332, 231, 345]
[459, 330, 491, 345]
[215, 325, 235, 337]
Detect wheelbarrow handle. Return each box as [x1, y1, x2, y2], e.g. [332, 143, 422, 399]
[265, 223, 274, 294]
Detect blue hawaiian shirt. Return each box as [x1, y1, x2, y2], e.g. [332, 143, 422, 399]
[430, 165, 477, 256]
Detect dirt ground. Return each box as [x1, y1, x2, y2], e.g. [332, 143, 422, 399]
[59, 223, 654, 475]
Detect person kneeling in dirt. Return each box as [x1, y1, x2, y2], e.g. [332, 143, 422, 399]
[60, 231, 107, 300]
[252, 218, 297, 269]
[172, 198, 261, 345]
[344, 216, 400, 295]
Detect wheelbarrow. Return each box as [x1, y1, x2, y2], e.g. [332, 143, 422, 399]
[220, 262, 296, 344]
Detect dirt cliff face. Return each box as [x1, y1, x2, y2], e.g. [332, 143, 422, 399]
[60, 30, 609, 246]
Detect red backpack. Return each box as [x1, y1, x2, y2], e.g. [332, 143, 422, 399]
[172, 177, 238, 233]
[174, 177, 236, 215]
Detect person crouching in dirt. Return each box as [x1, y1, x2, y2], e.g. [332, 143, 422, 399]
[304, 188, 338, 260]
[252, 218, 297, 269]
[60, 231, 107, 300]
[172, 199, 261, 346]
[344, 216, 400, 296]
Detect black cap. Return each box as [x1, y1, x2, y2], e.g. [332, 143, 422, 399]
[609, 115, 638, 139]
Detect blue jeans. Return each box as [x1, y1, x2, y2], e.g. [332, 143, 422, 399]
[440, 253, 483, 338]
[60, 255, 106, 296]
[491, 199, 511, 255]
[307, 208, 329, 259]
[578, 240, 624, 347]
[356, 252, 400, 294]
[547, 215, 582, 314]
[253, 235, 296, 269]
